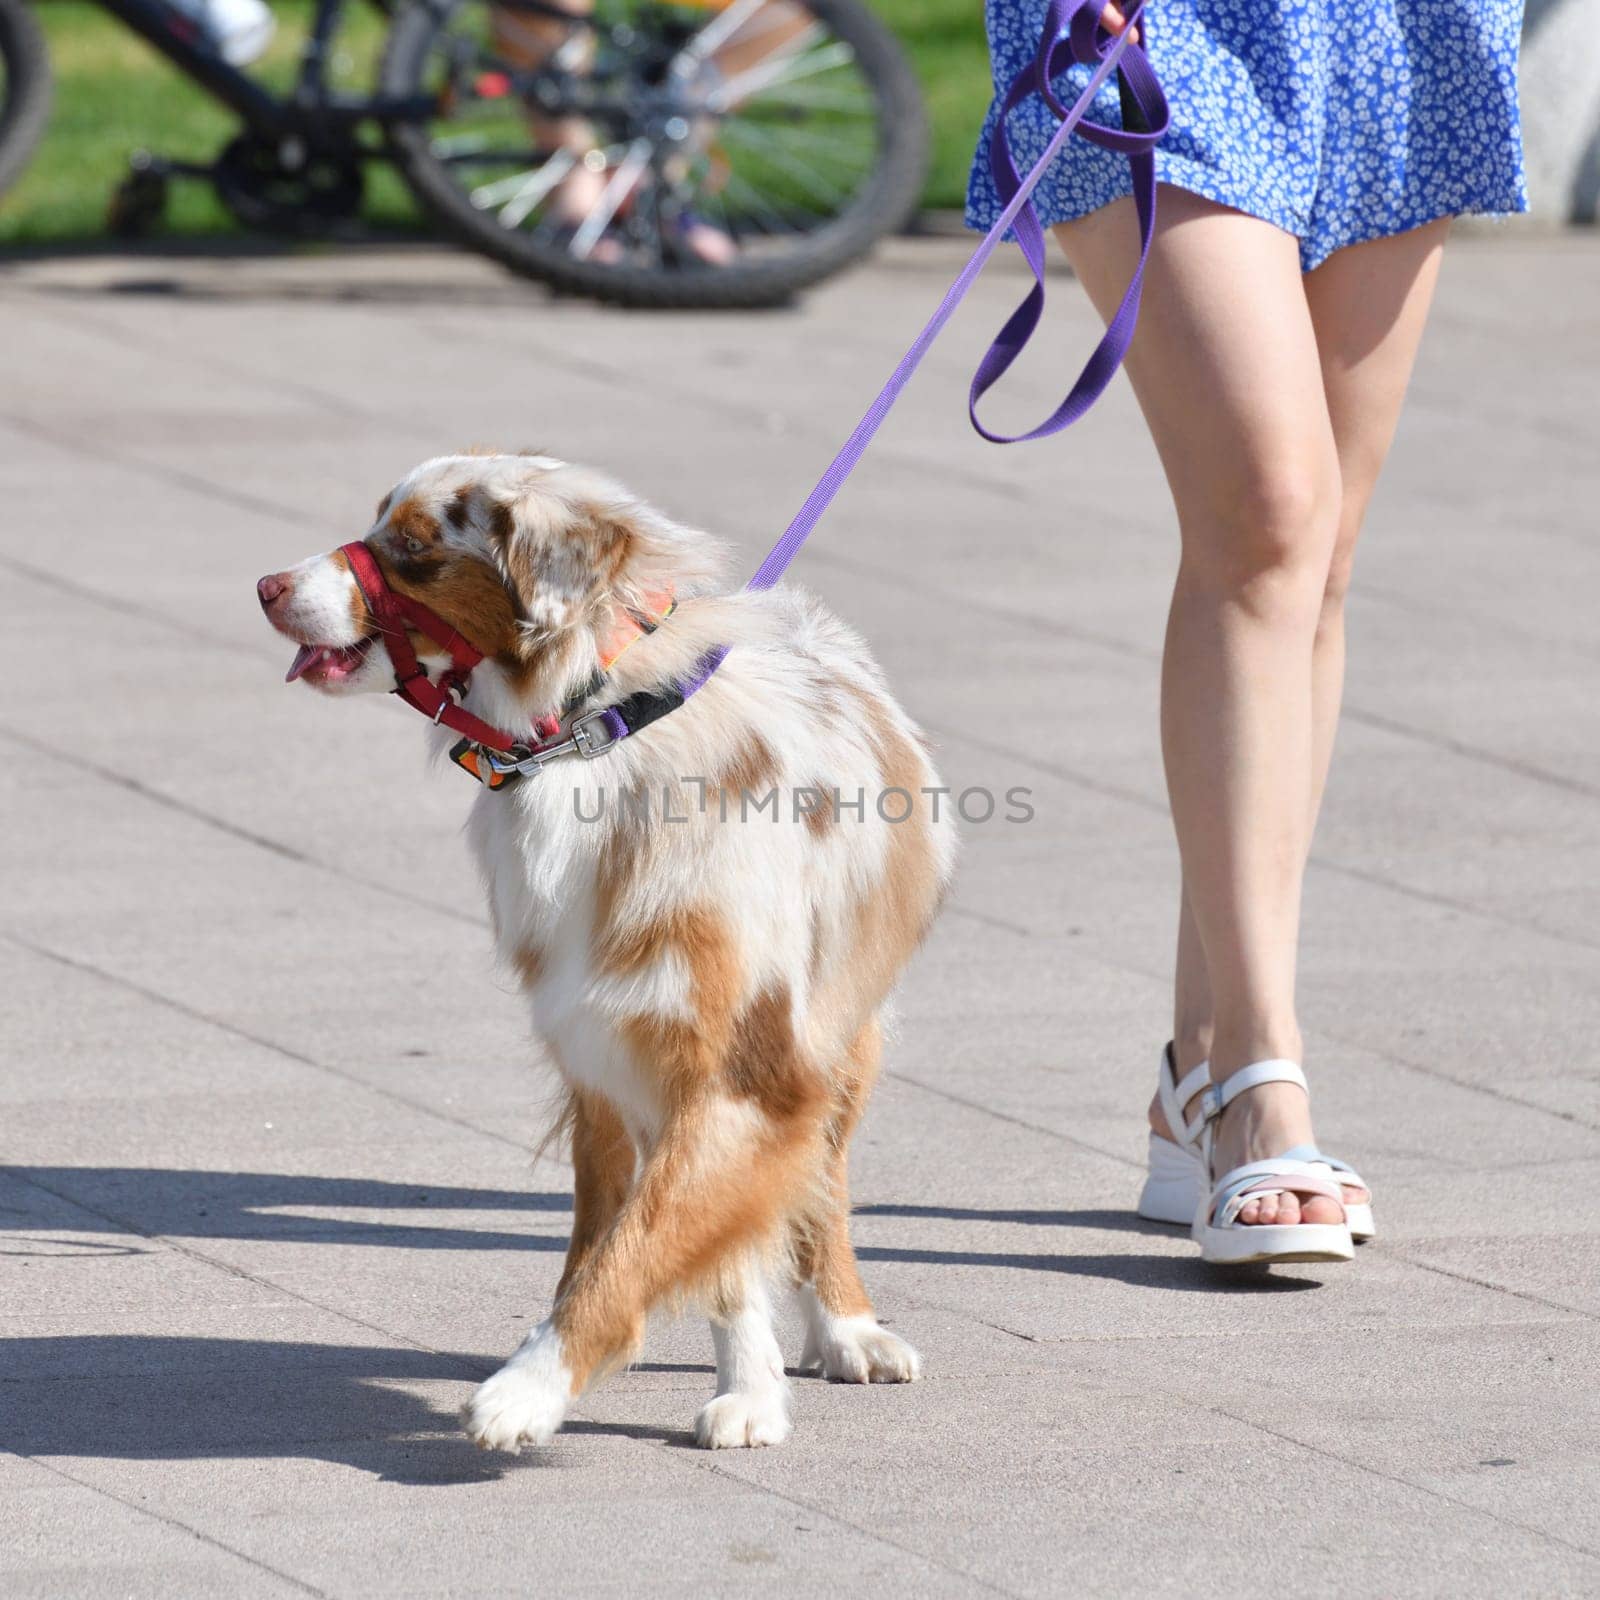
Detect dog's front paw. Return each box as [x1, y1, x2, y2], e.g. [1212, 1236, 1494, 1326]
[694, 1384, 793, 1449]
[462, 1322, 572, 1452]
[803, 1314, 922, 1384]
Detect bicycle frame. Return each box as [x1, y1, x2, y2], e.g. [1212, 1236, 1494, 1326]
[95, 0, 437, 148]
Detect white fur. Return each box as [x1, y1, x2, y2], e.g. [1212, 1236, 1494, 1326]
[698, 1271, 791, 1449]
[799, 1288, 922, 1384]
[462, 1321, 573, 1451]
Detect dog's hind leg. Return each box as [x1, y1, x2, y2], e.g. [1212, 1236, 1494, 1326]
[463, 1088, 822, 1453]
[794, 1016, 922, 1385]
[697, 1259, 791, 1448]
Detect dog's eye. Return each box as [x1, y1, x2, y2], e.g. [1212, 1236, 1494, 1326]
[404, 537, 425, 555]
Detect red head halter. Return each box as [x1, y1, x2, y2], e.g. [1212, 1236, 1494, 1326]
[339, 540, 520, 752]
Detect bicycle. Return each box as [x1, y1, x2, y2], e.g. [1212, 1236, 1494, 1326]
[0, 0, 928, 306]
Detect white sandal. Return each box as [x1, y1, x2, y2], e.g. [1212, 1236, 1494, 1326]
[1148, 1053, 1354, 1266]
[1137, 1045, 1375, 1241]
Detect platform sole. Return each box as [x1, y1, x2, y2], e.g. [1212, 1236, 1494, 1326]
[1193, 1220, 1355, 1266]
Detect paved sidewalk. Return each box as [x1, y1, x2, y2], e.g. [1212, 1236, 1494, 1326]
[2, 234, 1598, 1598]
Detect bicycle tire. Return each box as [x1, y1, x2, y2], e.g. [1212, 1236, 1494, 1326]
[0, 0, 51, 200]
[381, 0, 927, 308]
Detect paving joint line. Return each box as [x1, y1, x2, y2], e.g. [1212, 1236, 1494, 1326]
[8, 1451, 331, 1599]
[12, 705, 1593, 1152]
[923, 899, 1600, 1136]
[803, 539, 1600, 794]
[3, 933, 542, 1158]
[6, 1175, 998, 1593]
[0, 725, 486, 930]
[1385, 1247, 1600, 1323]
[0, 410, 314, 529]
[1192, 1395, 1600, 1567]
[3, 560, 276, 658]
[932, 722, 1600, 957]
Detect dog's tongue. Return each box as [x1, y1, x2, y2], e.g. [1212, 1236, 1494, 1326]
[285, 643, 319, 683]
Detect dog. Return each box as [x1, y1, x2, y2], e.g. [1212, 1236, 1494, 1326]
[257, 452, 955, 1450]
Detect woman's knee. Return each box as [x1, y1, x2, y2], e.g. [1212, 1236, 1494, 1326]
[1180, 460, 1343, 617]
[1320, 534, 1358, 626]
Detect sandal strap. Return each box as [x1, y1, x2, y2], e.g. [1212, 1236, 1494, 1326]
[1209, 1158, 1344, 1228]
[1157, 1043, 1213, 1153]
[1197, 1058, 1308, 1125]
[1281, 1143, 1368, 1192]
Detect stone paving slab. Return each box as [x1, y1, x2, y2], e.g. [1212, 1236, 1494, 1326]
[2, 235, 1599, 1597]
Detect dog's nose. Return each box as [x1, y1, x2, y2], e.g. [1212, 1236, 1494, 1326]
[257, 572, 291, 611]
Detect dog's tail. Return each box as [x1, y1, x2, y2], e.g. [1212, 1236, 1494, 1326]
[530, 1083, 579, 1171]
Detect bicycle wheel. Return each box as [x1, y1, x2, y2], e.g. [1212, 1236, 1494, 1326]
[0, 0, 51, 200]
[382, 0, 927, 308]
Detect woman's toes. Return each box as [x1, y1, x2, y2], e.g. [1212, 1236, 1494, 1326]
[1299, 1192, 1344, 1226]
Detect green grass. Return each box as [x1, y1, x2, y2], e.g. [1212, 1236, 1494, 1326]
[0, 0, 988, 245]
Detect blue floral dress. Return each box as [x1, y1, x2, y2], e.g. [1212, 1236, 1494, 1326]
[966, 0, 1529, 271]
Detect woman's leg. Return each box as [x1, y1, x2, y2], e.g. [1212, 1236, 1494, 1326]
[1302, 221, 1450, 833]
[1162, 221, 1450, 1214]
[1055, 188, 1343, 1226]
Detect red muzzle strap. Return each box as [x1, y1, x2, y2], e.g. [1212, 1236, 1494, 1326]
[339, 540, 518, 752]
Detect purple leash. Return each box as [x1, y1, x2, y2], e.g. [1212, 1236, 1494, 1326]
[596, 0, 1169, 741]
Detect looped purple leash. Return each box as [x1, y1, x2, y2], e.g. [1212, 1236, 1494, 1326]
[628, 1, 1169, 717]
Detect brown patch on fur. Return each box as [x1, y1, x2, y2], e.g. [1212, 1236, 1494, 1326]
[369, 542, 519, 657]
[790, 1016, 880, 1319]
[555, 1092, 636, 1303]
[487, 499, 516, 550]
[580, 510, 636, 589]
[375, 491, 394, 523]
[802, 785, 834, 838]
[510, 943, 544, 988]
[387, 498, 441, 547]
[711, 733, 779, 813]
[445, 484, 475, 532]
[724, 987, 824, 1123]
[803, 681, 946, 1061]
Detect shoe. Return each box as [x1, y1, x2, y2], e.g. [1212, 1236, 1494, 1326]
[1147, 1052, 1354, 1267]
[1137, 1044, 1375, 1241]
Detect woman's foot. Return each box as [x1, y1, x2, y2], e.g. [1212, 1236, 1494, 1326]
[1147, 1066, 1368, 1226]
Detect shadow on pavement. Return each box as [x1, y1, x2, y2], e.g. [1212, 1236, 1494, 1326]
[7, 1168, 573, 1254]
[7, 1169, 1323, 1296]
[2, 1334, 689, 1482]
[855, 1244, 1321, 1294]
[0, 239, 547, 308]
[856, 1202, 1174, 1236]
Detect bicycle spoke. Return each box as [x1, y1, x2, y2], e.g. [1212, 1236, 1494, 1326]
[669, 0, 771, 72]
[709, 35, 856, 112]
[716, 117, 850, 209]
[470, 149, 576, 212]
[569, 137, 651, 258]
[716, 168, 802, 236]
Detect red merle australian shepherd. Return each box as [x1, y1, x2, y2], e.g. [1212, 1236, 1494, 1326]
[258, 452, 955, 1451]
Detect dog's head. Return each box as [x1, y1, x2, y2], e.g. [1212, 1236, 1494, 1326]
[257, 453, 718, 705]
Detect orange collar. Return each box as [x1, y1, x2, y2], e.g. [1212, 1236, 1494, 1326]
[597, 590, 676, 673]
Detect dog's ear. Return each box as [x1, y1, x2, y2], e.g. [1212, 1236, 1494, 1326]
[485, 469, 723, 634]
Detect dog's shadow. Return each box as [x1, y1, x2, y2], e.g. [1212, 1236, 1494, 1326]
[3, 1334, 695, 1485]
[5, 1173, 1316, 1480]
